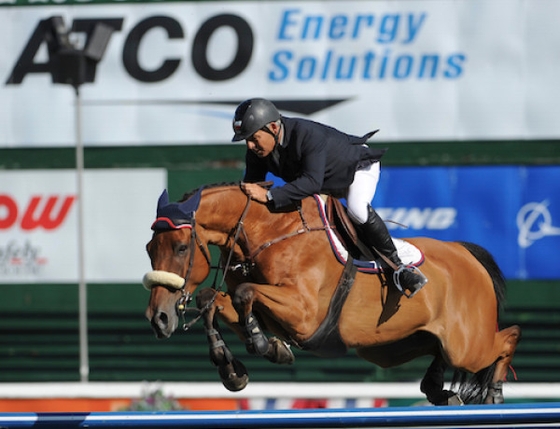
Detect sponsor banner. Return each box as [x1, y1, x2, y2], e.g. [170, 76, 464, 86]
[2, 0, 560, 147]
[268, 166, 560, 279]
[0, 169, 166, 283]
[377, 166, 560, 280]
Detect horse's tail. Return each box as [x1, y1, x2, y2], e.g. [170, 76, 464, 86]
[451, 241, 507, 404]
[458, 241, 506, 311]
[451, 362, 497, 404]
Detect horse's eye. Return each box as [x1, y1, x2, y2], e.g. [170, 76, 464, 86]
[177, 244, 189, 255]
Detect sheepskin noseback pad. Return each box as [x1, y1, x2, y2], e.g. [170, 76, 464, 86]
[142, 270, 186, 291]
[151, 188, 203, 231]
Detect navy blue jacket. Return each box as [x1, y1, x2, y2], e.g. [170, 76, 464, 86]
[243, 117, 386, 208]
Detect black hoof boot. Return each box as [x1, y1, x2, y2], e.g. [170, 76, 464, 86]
[244, 313, 270, 356]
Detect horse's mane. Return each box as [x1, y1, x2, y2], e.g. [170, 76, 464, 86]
[180, 182, 241, 202]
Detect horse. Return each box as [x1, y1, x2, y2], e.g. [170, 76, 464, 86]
[143, 182, 521, 405]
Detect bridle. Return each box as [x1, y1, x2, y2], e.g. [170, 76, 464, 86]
[143, 216, 212, 330]
[175, 196, 253, 331]
[143, 196, 252, 330]
[172, 218, 213, 320]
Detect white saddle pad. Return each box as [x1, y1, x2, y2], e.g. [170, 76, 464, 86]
[314, 195, 424, 273]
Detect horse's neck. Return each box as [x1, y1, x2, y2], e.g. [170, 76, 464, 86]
[197, 187, 254, 240]
[198, 188, 325, 254]
[199, 188, 301, 247]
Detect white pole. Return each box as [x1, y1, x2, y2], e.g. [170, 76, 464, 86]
[75, 86, 89, 382]
[0, 382, 559, 400]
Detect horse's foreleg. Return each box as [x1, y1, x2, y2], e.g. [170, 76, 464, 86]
[484, 325, 522, 404]
[197, 288, 249, 392]
[231, 282, 269, 356]
[232, 282, 295, 365]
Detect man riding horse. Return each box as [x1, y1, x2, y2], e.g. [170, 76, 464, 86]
[232, 98, 427, 297]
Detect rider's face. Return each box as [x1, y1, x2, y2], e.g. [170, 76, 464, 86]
[245, 123, 279, 158]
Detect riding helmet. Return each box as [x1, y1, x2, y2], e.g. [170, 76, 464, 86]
[232, 98, 281, 142]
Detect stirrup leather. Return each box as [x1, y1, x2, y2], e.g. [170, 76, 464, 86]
[393, 265, 428, 299]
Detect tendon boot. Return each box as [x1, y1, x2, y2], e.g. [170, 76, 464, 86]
[358, 205, 428, 298]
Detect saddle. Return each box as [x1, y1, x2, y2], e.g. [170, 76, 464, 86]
[324, 196, 376, 261]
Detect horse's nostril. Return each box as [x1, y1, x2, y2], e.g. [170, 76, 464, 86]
[157, 311, 168, 326]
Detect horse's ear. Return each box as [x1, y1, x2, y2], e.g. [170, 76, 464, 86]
[178, 199, 191, 214]
[177, 187, 203, 215]
[157, 189, 170, 209]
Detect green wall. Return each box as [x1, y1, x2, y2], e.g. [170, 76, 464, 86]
[1, 140, 560, 383]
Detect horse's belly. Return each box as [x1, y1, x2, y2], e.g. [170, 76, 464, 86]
[355, 331, 439, 368]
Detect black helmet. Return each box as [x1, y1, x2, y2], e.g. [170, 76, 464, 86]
[232, 98, 281, 142]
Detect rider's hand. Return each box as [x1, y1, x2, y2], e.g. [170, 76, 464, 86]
[240, 182, 268, 203]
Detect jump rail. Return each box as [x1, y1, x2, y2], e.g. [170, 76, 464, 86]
[1, 382, 559, 399]
[1, 403, 560, 429]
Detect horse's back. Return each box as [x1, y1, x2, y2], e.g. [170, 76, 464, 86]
[408, 237, 500, 310]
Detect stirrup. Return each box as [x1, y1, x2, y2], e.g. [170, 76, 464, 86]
[393, 265, 428, 298]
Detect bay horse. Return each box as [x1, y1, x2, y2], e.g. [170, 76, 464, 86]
[143, 183, 521, 405]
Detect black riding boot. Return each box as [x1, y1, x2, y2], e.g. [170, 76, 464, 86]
[358, 205, 427, 297]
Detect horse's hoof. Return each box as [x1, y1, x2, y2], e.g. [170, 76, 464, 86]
[447, 394, 464, 406]
[222, 373, 249, 392]
[430, 390, 463, 406]
[484, 381, 504, 404]
[219, 358, 249, 392]
[265, 337, 295, 365]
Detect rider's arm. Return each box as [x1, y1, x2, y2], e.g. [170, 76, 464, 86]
[269, 137, 326, 208]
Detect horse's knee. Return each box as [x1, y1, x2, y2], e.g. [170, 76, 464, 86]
[196, 287, 217, 308]
[232, 283, 254, 313]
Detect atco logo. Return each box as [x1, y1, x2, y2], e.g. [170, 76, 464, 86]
[517, 200, 560, 248]
[377, 207, 456, 230]
[0, 194, 76, 230]
[6, 15, 253, 85]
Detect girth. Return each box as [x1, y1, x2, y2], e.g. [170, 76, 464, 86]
[298, 254, 357, 357]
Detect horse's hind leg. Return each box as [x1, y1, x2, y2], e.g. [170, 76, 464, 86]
[197, 289, 249, 392]
[232, 282, 294, 365]
[420, 354, 463, 405]
[484, 325, 522, 404]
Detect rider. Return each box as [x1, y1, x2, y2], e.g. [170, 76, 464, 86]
[232, 98, 427, 297]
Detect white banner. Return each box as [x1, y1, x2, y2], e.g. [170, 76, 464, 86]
[1, 0, 560, 147]
[0, 169, 166, 283]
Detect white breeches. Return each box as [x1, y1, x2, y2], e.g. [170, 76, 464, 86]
[346, 161, 380, 225]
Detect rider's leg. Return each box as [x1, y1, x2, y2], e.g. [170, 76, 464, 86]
[347, 162, 427, 297]
[360, 206, 427, 296]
